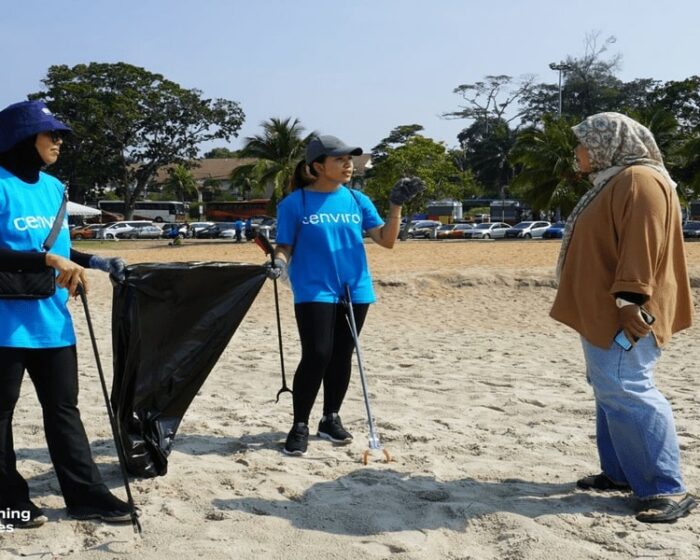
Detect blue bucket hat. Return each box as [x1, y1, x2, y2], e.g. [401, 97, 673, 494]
[0, 100, 72, 153]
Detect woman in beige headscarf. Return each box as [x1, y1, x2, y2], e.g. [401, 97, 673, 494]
[550, 112, 695, 523]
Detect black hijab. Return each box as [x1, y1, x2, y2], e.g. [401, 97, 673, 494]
[0, 135, 44, 183]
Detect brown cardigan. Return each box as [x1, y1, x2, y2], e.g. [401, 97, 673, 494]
[550, 165, 692, 348]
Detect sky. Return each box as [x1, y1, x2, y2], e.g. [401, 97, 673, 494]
[3, 0, 699, 155]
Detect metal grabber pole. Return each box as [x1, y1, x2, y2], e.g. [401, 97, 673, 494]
[253, 233, 292, 402]
[343, 285, 392, 465]
[76, 284, 142, 534]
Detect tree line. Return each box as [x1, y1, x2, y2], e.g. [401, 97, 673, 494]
[28, 34, 700, 219]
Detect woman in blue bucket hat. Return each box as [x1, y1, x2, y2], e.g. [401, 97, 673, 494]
[0, 100, 134, 527]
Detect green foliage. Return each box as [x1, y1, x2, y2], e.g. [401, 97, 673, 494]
[229, 117, 313, 204]
[509, 115, 591, 214]
[203, 147, 239, 158]
[364, 135, 478, 218]
[457, 117, 515, 195]
[162, 164, 198, 201]
[451, 32, 700, 213]
[30, 62, 244, 215]
[371, 124, 424, 163]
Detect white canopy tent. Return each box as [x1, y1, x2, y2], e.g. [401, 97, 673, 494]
[67, 201, 101, 217]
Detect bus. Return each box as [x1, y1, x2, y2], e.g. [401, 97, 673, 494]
[204, 200, 271, 221]
[489, 199, 527, 225]
[97, 200, 188, 223]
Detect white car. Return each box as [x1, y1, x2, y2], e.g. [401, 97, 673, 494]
[466, 222, 511, 239]
[188, 221, 215, 237]
[131, 225, 163, 239]
[97, 221, 153, 240]
[504, 221, 552, 239]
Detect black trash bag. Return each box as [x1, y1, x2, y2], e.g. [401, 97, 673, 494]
[110, 262, 267, 478]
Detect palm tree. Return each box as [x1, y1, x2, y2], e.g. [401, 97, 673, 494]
[230, 117, 314, 204]
[163, 164, 198, 202]
[509, 115, 591, 216]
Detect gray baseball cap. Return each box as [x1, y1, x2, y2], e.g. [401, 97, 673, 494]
[305, 135, 362, 165]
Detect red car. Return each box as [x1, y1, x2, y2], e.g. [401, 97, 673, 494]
[70, 224, 104, 240]
[437, 223, 474, 239]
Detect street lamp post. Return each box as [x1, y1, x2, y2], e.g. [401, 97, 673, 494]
[549, 62, 573, 117]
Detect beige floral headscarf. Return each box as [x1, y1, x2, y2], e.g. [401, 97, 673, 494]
[556, 112, 676, 279]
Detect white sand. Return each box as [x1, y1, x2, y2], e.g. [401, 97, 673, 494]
[1, 240, 699, 559]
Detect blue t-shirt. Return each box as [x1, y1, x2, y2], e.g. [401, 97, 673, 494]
[276, 187, 384, 304]
[0, 167, 75, 348]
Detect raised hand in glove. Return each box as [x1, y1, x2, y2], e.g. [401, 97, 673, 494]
[265, 257, 288, 282]
[89, 255, 127, 282]
[389, 176, 426, 206]
[618, 303, 653, 346]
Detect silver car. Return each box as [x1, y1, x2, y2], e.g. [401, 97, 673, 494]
[504, 221, 552, 239]
[466, 222, 511, 239]
[131, 225, 163, 239]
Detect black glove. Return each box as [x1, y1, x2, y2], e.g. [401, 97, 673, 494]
[389, 176, 426, 206]
[89, 255, 127, 282]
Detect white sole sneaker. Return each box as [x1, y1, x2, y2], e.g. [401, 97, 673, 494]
[282, 447, 306, 456]
[317, 431, 353, 444]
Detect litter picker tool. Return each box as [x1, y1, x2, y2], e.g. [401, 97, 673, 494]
[342, 285, 392, 465]
[76, 284, 142, 534]
[254, 233, 293, 402]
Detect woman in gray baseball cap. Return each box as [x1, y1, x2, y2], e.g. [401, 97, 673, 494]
[0, 100, 135, 526]
[269, 134, 425, 456]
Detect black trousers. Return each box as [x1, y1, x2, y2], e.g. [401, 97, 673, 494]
[292, 302, 369, 424]
[0, 346, 108, 508]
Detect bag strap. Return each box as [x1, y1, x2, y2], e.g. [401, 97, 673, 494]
[42, 189, 69, 252]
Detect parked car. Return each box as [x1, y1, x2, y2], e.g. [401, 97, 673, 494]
[504, 221, 552, 239]
[543, 221, 566, 239]
[160, 223, 189, 239]
[447, 223, 474, 239]
[436, 224, 456, 239]
[437, 223, 474, 239]
[683, 220, 700, 239]
[407, 220, 441, 239]
[257, 218, 277, 240]
[195, 222, 235, 239]
[131, 225, 163, 239]
[465, 222, 511, 239]
[70, 224, 105, 240]
[219, 227, 240, 240]
[188, 221, 215, 237]
[97, 221, 154, 240]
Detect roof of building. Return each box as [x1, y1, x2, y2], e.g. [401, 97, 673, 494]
[155, 154, 373, 184]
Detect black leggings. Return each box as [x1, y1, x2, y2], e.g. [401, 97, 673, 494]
[292, 302, 369, 424]
[0, 346, 108, 508]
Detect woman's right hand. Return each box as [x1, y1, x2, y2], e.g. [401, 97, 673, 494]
[45, 253, 88, 296]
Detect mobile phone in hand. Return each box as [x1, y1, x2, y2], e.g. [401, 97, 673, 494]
[613, 308, 655, 351]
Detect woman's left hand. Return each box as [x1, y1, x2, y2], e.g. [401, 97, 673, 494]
[89, 255, 127, 282]
[618, 304, 652, 343]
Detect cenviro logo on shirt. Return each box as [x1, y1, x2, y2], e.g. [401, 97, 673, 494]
[13, 215, 63, 231]
[302, 212, 361, 225]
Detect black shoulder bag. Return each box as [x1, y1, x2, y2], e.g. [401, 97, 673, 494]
[0, 190, 68, 299]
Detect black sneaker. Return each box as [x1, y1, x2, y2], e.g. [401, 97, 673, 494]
[317, 413, 353, 444]
[4, 501, 48, 529]
[283, 422, 309, 456]
[67, 493, 134, 523]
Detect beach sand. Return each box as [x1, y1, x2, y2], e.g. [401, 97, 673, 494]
[2, 239, 700, 559]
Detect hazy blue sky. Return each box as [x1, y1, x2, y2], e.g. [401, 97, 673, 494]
[3, 1, 698, 154]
